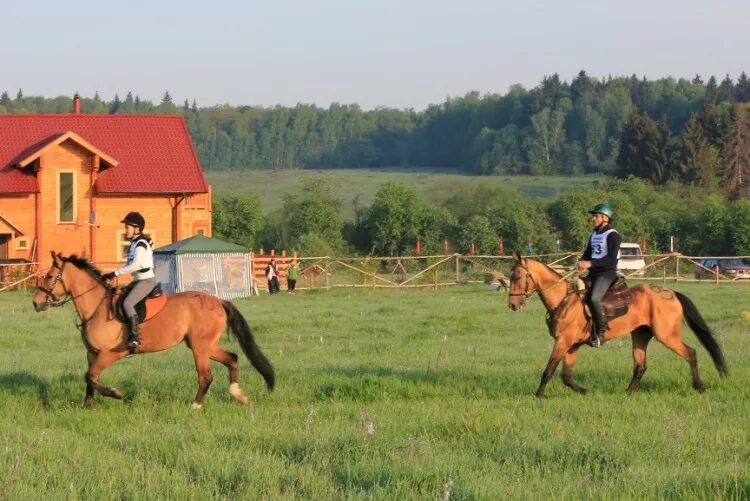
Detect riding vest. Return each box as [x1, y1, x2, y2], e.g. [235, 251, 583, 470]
[584, 225, 621, 273]
[116, 235, 155, 281]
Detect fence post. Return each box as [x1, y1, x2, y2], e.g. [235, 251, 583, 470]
[455, 254, 460, 283]
[715, 265, 719, 285]
[675, 255, 679, 282]
[324, 257, 330, 289]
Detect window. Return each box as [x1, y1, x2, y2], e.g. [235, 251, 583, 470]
[117, 230, 155, 262]
[58, 172, 75, 223]
[17, 239, 27, 250]
[196, 228, 205, 236]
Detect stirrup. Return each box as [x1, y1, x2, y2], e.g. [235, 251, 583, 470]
[589, 333, 602, 348]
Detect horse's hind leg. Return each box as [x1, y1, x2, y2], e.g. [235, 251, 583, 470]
[627, 327, 653, 394]
[210, 347, 249, 405]
[658, 326, 705, 392]
[191, 350, 214, 409]
[85, 350, 128, 406]
[561, 346, 587, 394]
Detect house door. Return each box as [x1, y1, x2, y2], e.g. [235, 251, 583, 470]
[0, 234, 9, 260]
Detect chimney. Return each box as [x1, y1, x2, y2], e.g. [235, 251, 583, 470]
[73, 93, 81, 114]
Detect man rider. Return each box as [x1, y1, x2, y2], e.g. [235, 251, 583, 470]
[102, 212, 155, 350]
[578, 203, 621, 348]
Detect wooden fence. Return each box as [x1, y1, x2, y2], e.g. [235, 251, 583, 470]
[4, 253, 750, 294]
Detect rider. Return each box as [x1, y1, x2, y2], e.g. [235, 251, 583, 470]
[102, 212, 155, 350]
[578, 203, 621, 348]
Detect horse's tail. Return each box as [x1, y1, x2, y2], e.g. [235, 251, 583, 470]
[675, 291, 728, 377]
[222, 301, 275, 390]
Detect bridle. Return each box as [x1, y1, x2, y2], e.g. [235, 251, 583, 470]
[508, 261, 578, 306]
[37, 261, 71, 307]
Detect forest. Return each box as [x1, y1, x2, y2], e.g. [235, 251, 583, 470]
[3, 71, 750, 256]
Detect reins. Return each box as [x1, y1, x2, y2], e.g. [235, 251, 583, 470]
[36, 259, 113, 329]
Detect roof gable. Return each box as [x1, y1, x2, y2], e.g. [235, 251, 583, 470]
[0, 115, 208, 194]
[0, 213, 25, 235]
[12, 131, 120, 169]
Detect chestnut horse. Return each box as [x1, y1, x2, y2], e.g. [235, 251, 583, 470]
[507, 252, 727, 397]
[32, 252, 274, 408]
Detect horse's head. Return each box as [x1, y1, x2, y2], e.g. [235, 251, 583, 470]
[33, 251, 69, 312]
[508, 251, 537, 311]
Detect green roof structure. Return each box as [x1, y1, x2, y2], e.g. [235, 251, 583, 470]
[153, 234, 247, 255]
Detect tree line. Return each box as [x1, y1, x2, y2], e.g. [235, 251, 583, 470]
[2, 71, 749, 181]
[212, 176, 750, 258]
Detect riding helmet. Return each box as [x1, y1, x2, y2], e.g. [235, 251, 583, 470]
[121, 211, 145, 231]
[588, 203, 613, 220]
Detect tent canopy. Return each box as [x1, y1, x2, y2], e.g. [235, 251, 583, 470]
[153, 235, 252, 300]
[154, 234, 247, 255]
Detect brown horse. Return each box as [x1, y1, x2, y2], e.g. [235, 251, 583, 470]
[32, 251, 274, 408]
[507, 252, 727, 397]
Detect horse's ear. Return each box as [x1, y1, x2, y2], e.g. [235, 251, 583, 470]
[512, 251, 522, 262]
[50, 251, 61, 266]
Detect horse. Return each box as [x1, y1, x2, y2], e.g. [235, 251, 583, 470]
[32, 251, 274, 409]
[507, 252, 727, 397]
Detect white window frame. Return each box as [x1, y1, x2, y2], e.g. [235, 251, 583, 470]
[16, 238, 28, 250]
[57, 171, 77, 223]
[116, 229, 156, 262]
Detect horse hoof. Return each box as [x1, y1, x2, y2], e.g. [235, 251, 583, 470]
[111, 389, 123, 399]
[192, 402, 203, 410]
[229, 383, 250, 405]
[83, 398, 94, 408]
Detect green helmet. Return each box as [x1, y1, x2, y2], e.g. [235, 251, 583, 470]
[588, 203, 613, 220]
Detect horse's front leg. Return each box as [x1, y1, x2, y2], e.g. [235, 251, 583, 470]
[535, 342, 569, 398]
[85, 350, 128, 406]
[561, 345, 587, 394]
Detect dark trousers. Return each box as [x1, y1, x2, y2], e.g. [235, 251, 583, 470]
[268, 277, 280, 294]
[287, 279, 296, 292]
[585, 271, 616, 332]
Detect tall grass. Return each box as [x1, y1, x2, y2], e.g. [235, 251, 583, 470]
[0, 283, 748, 499]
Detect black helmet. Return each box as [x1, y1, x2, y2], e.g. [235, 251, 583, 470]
[121, 211, 145, 231]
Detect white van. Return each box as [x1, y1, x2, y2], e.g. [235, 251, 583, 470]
[617, 243, 646, 276]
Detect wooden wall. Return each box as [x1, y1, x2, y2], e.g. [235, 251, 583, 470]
[0, 139, 212, 271]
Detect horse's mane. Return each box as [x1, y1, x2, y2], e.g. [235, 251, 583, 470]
[62, 255, 106, 281]
[516, 256, 564, 279]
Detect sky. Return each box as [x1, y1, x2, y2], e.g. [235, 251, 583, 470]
[2, 0, 750, 110]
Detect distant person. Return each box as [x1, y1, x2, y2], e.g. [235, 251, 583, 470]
[265, 258, 280, 294]
[287, 260, 300, 293]
[102, 211, 154, 350]
[578, 203, 621, 348]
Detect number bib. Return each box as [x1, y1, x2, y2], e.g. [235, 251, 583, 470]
[590, 229, 616, 259]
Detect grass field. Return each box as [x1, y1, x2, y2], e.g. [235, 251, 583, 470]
[206, 168, 603, 217]
[1, 283, 748, 499]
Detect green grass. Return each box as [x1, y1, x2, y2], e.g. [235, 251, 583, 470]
[1, 283, 748, 499]
[206, 168, 603, 217]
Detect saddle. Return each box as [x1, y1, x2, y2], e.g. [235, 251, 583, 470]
[113, 283, 167, 324]
[579, 275, 633, 320]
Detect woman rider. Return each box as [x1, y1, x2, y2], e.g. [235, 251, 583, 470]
[102, 212, 155, 350]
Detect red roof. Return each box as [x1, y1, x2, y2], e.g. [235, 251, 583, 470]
[0, 115, 208, 194]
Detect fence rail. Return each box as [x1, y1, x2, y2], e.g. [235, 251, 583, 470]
[3, 252, 750, 295]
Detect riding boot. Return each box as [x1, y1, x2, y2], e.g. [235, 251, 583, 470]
[589, 310, 608, 348]
[127, 315, 140, 350]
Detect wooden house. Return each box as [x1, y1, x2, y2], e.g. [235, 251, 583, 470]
[0, 95, 212, 271]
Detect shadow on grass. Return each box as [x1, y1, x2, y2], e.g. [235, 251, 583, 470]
[309, 364, 720, 401]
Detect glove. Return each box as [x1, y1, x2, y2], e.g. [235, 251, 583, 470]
[102, 272, 116, 281]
